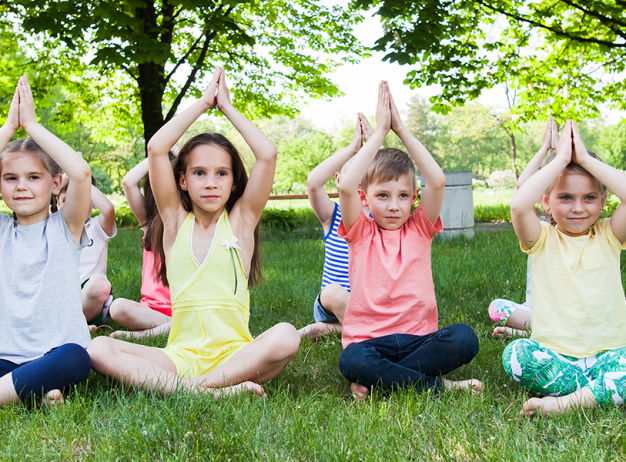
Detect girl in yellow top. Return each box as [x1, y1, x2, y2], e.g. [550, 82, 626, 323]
[506, 120, 626, 417]
[88, 67, 301, 397]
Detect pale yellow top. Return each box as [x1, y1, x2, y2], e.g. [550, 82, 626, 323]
[161, 211, 252, 378]
[523, 219, 626, 358]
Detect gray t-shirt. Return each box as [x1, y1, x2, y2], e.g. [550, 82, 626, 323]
[0, 211, 91, 364]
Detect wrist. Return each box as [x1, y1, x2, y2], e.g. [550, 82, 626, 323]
[394, 124, 410, 139]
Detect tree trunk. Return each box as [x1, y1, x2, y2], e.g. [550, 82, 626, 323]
[138, 61, 165, 155]
[509, 132, 519, 179]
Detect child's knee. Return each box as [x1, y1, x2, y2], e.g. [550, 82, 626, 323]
[339, 344, 369, 382]
[87, 336, 116, 366]
[270, 323, 301, 357]
[320, 284, 349, 312]
[488, 299, 513, 325]
[85, 275, 111, 299]
[56, 343, 91, 382]
[109, 299, 130, 321]
[451, 323, 479, 358]
[502, 338, 535, 381]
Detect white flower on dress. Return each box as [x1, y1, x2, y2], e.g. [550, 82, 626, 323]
[221, 236, 241, 250]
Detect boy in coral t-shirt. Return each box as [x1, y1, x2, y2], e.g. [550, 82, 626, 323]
[337, 81, 482, 399]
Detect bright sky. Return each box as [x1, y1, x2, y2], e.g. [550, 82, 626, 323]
[299, 8, 626, 130]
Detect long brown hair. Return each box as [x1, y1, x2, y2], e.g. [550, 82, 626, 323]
[0, 138, 62, 214]
[152, 134, 264, 287]
[142, 152, 175, 285]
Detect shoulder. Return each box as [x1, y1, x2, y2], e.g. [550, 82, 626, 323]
[596, 218, 624, 250]
[338, 210, 373, 243]
[405, 205, 442, 238]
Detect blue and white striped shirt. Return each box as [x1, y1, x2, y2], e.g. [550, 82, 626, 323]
[321, 203, 351, 292]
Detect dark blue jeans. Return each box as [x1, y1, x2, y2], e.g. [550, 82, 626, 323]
[0, 343, 91, 402]
[339, 323, 479, 392]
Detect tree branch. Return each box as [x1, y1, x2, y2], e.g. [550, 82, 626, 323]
[477, 0, 626, 48]
[164, 5, 235, 122]
[163, 34, 202, 87]
[558, 0, 626, 32]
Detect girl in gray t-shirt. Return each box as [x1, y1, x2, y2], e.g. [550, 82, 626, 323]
[0, 76, 93, 406]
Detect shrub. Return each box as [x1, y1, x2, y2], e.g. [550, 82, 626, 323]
[487, 169, 516, 190]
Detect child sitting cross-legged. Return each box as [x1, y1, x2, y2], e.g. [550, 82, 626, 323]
[337, 81, 482, 399]
[58, 173, 116, 331]
[505, 120, 626, 417]
[298, 113, 373, 339]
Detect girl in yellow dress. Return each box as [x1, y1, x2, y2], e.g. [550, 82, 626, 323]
[88, 67, 301, 396]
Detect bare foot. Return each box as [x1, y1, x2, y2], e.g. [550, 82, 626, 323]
[350, 382, 369, 401]
[110, 322, 171, 340]
[209, 381, 266, 399]
[89, 325, 99, 334]
[41, 389, 64, 407]
[298, 322, 342, 340]
[521, 387, 597, 417]
[443, 379, 484, 395]
[492, 326, 530, 338]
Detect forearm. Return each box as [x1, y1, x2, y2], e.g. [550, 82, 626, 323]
[220, 104, 276, 161]
[517, 146, 549, 188]
[0, 124, 16, 149]
[307, 147, 357, 191]
[395, 126, 444, 190]
[579, 157, 626, 202]
[511, 158, 567, 213]
[148, 99, 208, 157]
[122, 158, 149, 189]
[24, 122, 90, 181]
[340, 130, 385, 193]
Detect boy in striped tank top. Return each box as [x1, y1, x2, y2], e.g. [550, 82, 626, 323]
[298, 114, 373, 339]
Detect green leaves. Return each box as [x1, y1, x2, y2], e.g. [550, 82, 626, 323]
[352, 0, 626, 128]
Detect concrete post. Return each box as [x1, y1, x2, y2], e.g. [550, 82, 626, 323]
[419, 170, 474, 239]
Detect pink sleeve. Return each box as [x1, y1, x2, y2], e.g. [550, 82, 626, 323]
[406, 205, 442, 239]
[338, 210, 372, 243]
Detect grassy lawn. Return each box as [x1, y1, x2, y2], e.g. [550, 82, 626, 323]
[3, 219, 626, 460]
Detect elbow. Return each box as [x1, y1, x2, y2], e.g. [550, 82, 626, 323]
[121, 174, 134, 190]
[429, 171, 446, 193]
[76, 162, 92, 184]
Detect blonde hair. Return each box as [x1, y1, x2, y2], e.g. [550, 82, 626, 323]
[540, 151, 607, 225]
[361, 147, 416, 192]
[1, 138, 62, 213]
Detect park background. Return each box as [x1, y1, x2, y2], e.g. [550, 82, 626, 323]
[3, 1, 626, 460]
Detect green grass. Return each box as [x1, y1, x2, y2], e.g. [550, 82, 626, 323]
[4, 223, 626, 460]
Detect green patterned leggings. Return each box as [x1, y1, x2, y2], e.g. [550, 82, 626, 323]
[503, 339, 626, 406]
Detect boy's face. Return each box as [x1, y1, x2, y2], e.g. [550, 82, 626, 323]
[359, 173, 417, 230]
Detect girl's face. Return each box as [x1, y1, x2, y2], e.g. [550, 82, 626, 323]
[0, 152, 61, 225]
[541, 172, 606, 237]
[179, 144, 235, 215]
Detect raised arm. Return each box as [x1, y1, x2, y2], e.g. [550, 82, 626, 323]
[0, 88, 19, 149]
[389, 91, 444, 225]
[511, 121, 574, 249]
[517, 116, 558, 188]
[147, 67, 221, 225]
[216, 73, 276, 227]
[340, 81, 391, 232]
[122, 158, 149, 225]
[307, 116, 363, 230]
[18, 76, 91, 243]
[570, 122, 626, 244]
[91, 185, 116, 235]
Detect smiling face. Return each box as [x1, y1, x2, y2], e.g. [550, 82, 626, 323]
[541, 171, 606, 237]
[359, 172, 418, 231]
[178, 144, 235, 215]
[0, 152, 61, 225]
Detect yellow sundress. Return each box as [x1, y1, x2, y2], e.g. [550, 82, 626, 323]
[161, 210, 253, 378]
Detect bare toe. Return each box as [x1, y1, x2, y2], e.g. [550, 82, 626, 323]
[492, 326, 506, 338]
[89, 325, 98, 334]
[350, 382, 368, 401]
[42, 389, 64, 407]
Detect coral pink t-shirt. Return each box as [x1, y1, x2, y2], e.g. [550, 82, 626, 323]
[140, 247, 172, 317]
[338, 206, 442, 348]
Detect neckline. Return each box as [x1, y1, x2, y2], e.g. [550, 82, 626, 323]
[189, 211, 224, 268]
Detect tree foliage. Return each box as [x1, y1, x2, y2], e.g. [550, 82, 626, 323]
[353, 0, 626, 126]
[8, 1, 364, 149]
